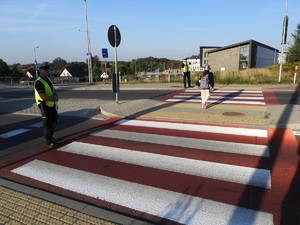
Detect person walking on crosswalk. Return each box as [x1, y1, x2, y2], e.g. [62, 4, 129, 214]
[198, 65, 214, 109]
[34, 62, 59, 147]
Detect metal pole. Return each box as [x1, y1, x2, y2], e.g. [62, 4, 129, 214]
[278, 0, 288, 82]
[114, 25, 119, 103]
[34, 46, 39, 77]
[84, 0, 92, 83]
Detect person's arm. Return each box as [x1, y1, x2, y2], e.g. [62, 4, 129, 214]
[39, 93, 58, 101]
[209, 72, 215, 89]
[35, 81, 58, 101]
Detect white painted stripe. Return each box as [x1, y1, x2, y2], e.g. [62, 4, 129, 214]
[293, 131, 300, 136]
[59, 142, 271, 188]
[167, 98, 266, 105]
[186, 90, 263, 94]
[173, 95, 265, 100]
[29, 122, 43, 128]
[182, 92, 264, 96]
[115, 119, 268, 138]
[12, 160, 273, 225]
[0, 128, 31, 138]
[91, 129, 269, 157]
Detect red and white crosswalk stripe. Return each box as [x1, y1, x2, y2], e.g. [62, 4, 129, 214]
[8, 119, 273, 225]
[166, 89, 266, 105]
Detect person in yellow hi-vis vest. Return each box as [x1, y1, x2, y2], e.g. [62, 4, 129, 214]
[182, 57, 191, 88]
[34, 62, 59, 147]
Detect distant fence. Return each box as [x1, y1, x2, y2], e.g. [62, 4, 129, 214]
[0, 77, 82, 86]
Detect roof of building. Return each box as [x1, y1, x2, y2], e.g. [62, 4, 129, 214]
[206, 39, 279, 54]
[63, 66, 85, 77]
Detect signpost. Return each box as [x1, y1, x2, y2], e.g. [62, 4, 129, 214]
[108, 25, 121, 103]
[102, 48, 108, 77]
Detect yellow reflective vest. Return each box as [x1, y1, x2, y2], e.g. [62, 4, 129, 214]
[183, 63, 189, 73]
[34, 76, 55, 107]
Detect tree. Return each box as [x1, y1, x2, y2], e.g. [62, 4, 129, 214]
[51, 57, 67, 76]
[0, 59, 11, 76]
[287, 22, 300, 63]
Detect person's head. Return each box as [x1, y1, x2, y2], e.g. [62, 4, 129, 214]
[204, 65, 211, 71]
[38, 62, 50, 76]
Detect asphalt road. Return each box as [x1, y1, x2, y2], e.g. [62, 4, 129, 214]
[0, 86, 176, 163]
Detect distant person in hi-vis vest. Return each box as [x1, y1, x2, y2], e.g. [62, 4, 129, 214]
[182, 57, 191, 88]
[34, 62, 59, 147]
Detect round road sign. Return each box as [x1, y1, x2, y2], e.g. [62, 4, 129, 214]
[108, 25, 121, 47]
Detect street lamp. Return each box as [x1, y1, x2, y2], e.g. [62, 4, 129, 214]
[83, 0, 93, 83]
[34, 46, 39, 77]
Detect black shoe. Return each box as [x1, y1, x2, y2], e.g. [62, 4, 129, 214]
[46, 139, 58, 148]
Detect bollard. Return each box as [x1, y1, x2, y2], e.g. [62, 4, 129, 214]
[293, 66, 298, 84]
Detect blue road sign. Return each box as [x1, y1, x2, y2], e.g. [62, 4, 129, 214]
[102, 48, 108, 58]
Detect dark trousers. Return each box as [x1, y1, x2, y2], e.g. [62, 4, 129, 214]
[183, 71, 191, 88]
[39, 104, 58, 144]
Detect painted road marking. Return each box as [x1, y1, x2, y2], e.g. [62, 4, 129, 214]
[293, 131, 300, 136]
[115, 119, 268, 137]
[12, 160, 273, 225]
[0, 122, 42, 139]
[174, 95, 265, 100]
[92, 129, 269, 157]
[167, 98, 266, 105]
[59, 142, 271, 188]
[29, 122, 43, 128]
[186, 90, 263, 94]
[0, 128, 31, 139]
[7, 119, 273, 224]
[167, 89, 266, 105]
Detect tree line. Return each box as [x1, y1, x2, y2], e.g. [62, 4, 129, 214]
[0, 56, 182, 81]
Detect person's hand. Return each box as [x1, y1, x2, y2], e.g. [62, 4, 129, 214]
[53, 95, 58, 101]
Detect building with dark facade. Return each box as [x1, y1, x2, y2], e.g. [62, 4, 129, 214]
[200, 40, 279, 72]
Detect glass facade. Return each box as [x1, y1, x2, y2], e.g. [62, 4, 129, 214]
[239, 46, 249, 70]
[256, 46, 277, 68]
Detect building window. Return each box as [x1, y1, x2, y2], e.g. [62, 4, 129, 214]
[239, 46, 249, 70]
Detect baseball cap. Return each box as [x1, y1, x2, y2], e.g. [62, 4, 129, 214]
[38, 62, 50, 70]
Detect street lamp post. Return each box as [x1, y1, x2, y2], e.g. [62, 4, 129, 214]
[83, 0, 93, 83]
[34, 46, 39, 77]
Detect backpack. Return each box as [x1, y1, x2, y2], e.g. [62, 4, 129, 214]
[200, 74, 210, 89]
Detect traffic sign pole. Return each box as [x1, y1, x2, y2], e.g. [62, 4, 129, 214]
[114, 26, 119, 103]
[108, 25, 121, 103]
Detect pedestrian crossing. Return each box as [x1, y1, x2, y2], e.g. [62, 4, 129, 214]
[6, 118, 273, 225]
[166, 89, 266, 105]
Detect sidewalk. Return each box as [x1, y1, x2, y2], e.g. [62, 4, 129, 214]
[1, 82, 299, 225]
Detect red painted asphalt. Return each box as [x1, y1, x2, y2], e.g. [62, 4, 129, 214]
[0, 118, 275, 224]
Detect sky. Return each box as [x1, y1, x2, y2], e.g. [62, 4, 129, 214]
[0, 0, 299, 65]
